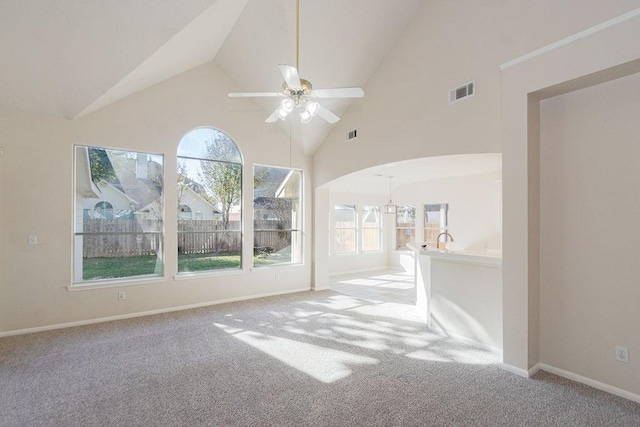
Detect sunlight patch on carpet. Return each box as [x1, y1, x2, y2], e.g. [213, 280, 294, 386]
[214, 323, 379, 383]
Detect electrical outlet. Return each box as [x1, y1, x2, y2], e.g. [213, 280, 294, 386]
[615, 345, 629, 363]
[28, 235, 38, 245]
[118, 291, 126, 300]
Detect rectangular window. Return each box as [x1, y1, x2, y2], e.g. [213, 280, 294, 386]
[74, 146, 164, 283]
[253, 165, 303, 266]
[361, 205, 381, 252]
[424, 203, 449, 248]
[334, 204, 357, 254]
[395, 205, 415, 250]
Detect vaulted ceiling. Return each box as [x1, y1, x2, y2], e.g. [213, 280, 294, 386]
[0, 0, 423, 155]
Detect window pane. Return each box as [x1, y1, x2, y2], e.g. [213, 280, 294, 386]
[74, 146, 164, 283]
[396, 228, 415, 250]
[362, 205, 381, 252]
[177, 128, 241, 163]
[334, 204, 356, 254]
[253, 165, 303, 266]
[396, 205, 416, 227]
[362, 229, 381, 252]
[424, 203, 449, 246]
[335, 229, 357, 253]
[177, 128, 242, 273]
[335, 204, 356, 228]
[395, 205, 415, 250]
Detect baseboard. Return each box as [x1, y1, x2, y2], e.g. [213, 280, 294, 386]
[0, 287, 310, 338]
[329, 266, 406, 278]
[501, 362, 540, 378]
[540, 363, 640, 404]
[428, 326, 502, 355]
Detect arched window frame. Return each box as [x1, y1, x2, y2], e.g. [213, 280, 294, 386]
[177, 127, 243, 273]
[94, 201, 114, 219]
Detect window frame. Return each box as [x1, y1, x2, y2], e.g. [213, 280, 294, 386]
[252, 164, 304, 268]
[176, 127, 244, 275]
[395, 204, 416, 250]
[361, 205, 382, 252]
[423, 203, 449, 248]
[333, 204, 358, 255]
[72, 144, 165, 288]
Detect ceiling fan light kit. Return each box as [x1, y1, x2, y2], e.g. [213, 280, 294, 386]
[227, 0, 364, 124]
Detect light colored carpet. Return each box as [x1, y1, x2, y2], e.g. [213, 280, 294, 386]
[1, 290, 639, 426]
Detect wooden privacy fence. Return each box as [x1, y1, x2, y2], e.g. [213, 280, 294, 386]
[82, 219, 161, 258]
[83, 219, 295, 257]
[178, 220, 240, 255]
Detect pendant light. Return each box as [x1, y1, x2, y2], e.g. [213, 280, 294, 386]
[384, 176, 397, 214]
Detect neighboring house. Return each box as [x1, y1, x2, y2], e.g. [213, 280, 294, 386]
[177, 186, 222, 221]
[83, 181, 138, 219]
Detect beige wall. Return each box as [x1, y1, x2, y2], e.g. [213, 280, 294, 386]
[0, 62, 312, 333]
[539, 72, 640, 395]
[501, 5, 640, 397]
[313, 0, 640, 188]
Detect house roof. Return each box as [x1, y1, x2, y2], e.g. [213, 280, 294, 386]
[0, 0, 424, 155]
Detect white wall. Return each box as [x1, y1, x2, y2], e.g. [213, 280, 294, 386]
[0, 62, 313, 333]
[389, 172, 502, 268]
[539, 72, 640, 395]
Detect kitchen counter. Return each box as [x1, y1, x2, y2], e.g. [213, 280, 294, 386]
[408, 242, 503, 351]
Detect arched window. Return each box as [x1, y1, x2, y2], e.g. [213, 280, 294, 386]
[177, 128, 242, 272]
[178, 204, 192, 220]
[94, 201, 114, 219]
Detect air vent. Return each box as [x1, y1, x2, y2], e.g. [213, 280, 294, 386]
[449, 81, 475, 104]
[346, 129, 358, 141]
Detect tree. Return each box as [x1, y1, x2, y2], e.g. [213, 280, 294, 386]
[199, 135, 242, 229]
[88, 148, 117, 183]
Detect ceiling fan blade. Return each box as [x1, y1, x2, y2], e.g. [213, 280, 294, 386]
[265, 109, 280, 123]
[228, 92, 281, 98]
[313, 87, 364, 98]
[279, 64, 301, 88]
[317, 104, 340, 124]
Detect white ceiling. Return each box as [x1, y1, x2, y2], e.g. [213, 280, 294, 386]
[322, 154, 503, 195]
[0, 0, 424, 155]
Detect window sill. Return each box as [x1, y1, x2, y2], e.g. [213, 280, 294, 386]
[68, 275, 167, 291]
[250, 262, 304, 271]
[174, 268, 245, 281]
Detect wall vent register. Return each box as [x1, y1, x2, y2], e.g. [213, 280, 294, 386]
[346, 129, 358, 141]
[449, 81, 475, 104]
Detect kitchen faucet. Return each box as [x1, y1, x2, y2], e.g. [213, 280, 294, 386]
[436, 232, 454, 250]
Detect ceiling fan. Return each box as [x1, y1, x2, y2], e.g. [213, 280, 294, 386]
[227, 0, 364, 124]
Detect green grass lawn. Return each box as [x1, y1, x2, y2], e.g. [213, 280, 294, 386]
[82, 252, 290, 280]
[83, 255, 161, 280]
[178, 252, 241, 272]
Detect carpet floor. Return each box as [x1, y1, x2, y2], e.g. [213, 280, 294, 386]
[1, 290, 639, 426]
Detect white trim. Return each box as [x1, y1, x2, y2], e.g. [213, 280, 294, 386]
[501, 362, 540, 378]
[429, 326, 502, 355]
[329, 266, 406, 279]
[500, 8, 640, 70]
[174, 268, 245, 281]
[540, 364, 640, 404]
[68, 276, 167, 291]
[0, 287, 310, 338]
